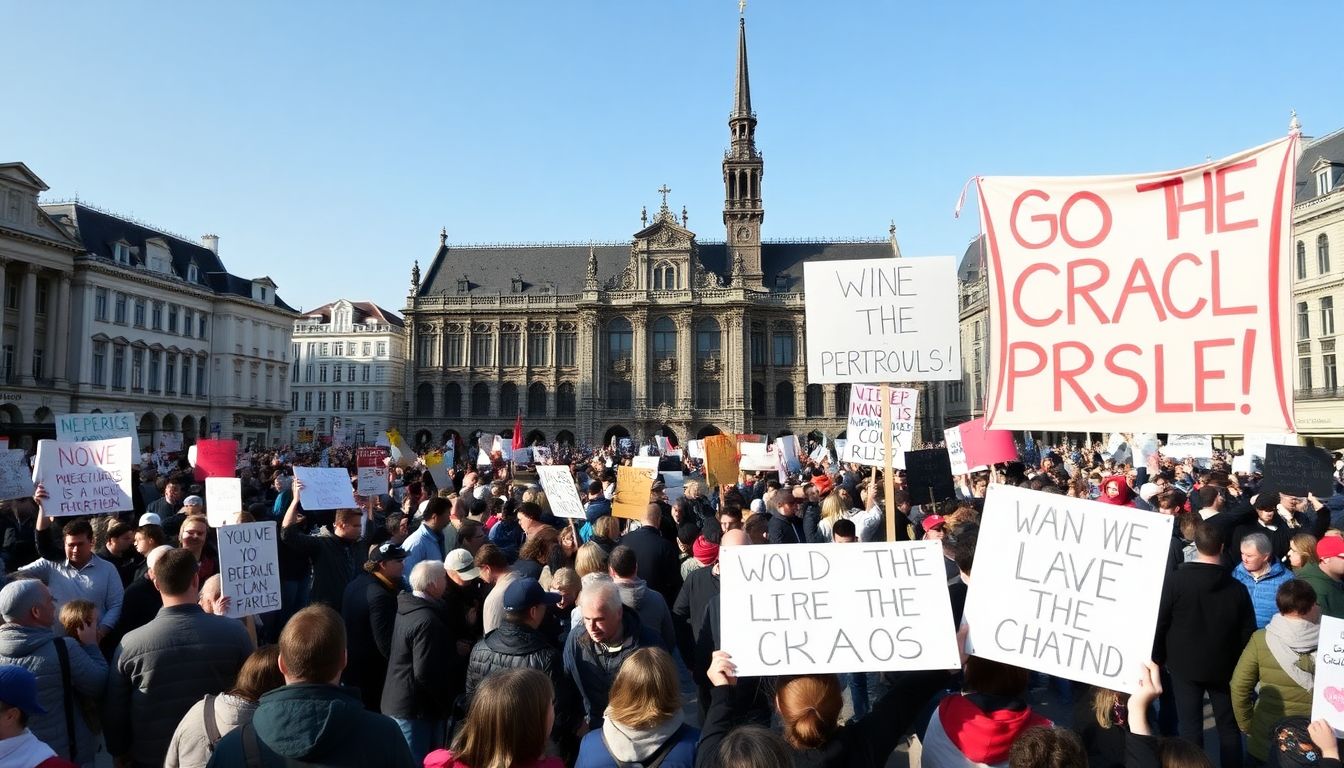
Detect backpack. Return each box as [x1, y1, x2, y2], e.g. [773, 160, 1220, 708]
[1267, 716, 1336, 767]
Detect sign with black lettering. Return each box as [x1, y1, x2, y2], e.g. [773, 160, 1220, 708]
[964, 484, 1172, 693]
[217, 522, 281, 618]
[1263, 443, 1334, 498]
[719, 542, 959, 676]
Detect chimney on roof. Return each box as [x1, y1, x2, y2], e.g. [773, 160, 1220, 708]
[201, 234, 219, 254]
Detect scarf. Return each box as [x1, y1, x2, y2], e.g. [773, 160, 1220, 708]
[1265, 613, 1318, 691]
[1096, 477, 1134, 506]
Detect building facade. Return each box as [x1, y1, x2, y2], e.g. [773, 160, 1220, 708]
[402, 19, 921, 450]
[1291, 120, 1344, 448]
[2, 200, 300, 451]
[289, 299, 405, 446]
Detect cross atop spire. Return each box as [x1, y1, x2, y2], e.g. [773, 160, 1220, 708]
[739, 0, 746, 15]
[658, 184, 672, 210]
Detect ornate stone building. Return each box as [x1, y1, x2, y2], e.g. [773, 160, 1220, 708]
[402, 18, 914, 449]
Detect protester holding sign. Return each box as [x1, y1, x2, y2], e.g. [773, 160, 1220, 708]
[23, 493, 123, 640]
[280, 480, 369, 609]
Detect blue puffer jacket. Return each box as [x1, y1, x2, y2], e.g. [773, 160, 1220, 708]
[0, 623, 107, 764]
[1232, 560, 1294, 628]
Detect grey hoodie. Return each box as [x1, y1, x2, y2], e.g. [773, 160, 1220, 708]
[601, 710, 686, 763]
[613, 577, 676, 651]
[0, 623, 107, 765]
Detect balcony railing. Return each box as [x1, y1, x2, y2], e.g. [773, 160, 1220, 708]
[1296, 387, 1343, 401]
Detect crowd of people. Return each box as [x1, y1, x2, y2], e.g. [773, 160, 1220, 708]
[0, 433, 1342, 768]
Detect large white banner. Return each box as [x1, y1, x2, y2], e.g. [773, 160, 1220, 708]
[32, 438, 134, 516]
[217, 522, 281, 618]
[55, 412, 136, 443]
[964, 484, 1172, 693]
[803, 256, 961, 383]
[844, 385, 916, 468]
[537, 465, 585, 520]
[978, 136, 1298, 433]
[720, 542, 959, 676]
[1163, 434, 1213, 459]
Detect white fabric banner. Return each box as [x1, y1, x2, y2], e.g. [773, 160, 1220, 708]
[979, 136, 1299, 433]
[964, 484, 1172, 693]
[720, 542, 959, 676]
[803, 256, 962, 383]
[1163, 434, 1213, 459]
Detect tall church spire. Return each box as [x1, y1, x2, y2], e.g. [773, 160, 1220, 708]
[723, 13, 764, 290]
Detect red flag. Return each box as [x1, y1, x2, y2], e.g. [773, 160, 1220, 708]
[512, 411, 524, 451]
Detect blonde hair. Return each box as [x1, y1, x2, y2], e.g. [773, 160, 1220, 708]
[550, 567, 580, 595]
[450, 668, 551, 768]
[607, 647, 681, 729]
[59, 599, 97, 638]
[575, 542, 609, 579]
[683, 480, 703, 497]
[1091, 686, 1125, 729]
[1290, 533, 1320, 566]
[820, 494, 846, 524]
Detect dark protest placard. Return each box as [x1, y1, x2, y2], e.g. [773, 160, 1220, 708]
[720, 541, 959, 675]
[903, 449, 956, 503]
[1263, 443, 1334, 498]
[964, 484, 1173, 693]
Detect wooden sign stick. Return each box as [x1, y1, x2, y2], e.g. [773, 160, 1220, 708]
[881, 383, 896, 542]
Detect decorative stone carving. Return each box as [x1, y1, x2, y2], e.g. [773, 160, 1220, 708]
[610, 358, 631, 374]
[700, 357, 720, 374]
[655, 358, 676, 373]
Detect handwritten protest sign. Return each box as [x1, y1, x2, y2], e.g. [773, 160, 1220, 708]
[686, 440, 705, 460]
[32, 438, 134, 516]
[1263, 443, 1334, 498]
[1314, 615, 1344, 735]
[775, 436, 802, 474]
[293, 467, 356, 511]
[738, 443, 778, 473]
[612, 465, 655, 519]
[356, 447, 389, 495]
[632, 455, 661, 475]
[0, 450, 34, 501]
[1243, 432, 1299, 461]
[720, 542, 959, 676]
[192, 439, 239, 482]
[964, 484, 1172, 692]
[55, 412, 136, 442]
[945, 418, 1015, 475]
[217, 522, 281, 618]
[904, 449, 956, 503]
[845, 385, 916, 468]
[803, 257, 961, 383]
[703, 435, 738, 487]
[205, 477, 242, 528]
[1163, 434, 1213, 459]
[537, 466, 585, 519]
[979, 137, 1299, 433]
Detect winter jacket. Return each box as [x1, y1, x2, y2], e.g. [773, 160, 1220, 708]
[767, 511, 804, 544]
[423, 750, 562, 768]
[99, 575, 161, 659]
[563, 605, 664, 729]
[165, 694, 257, 768]
[207, 684, 415, 768]
[340, 570, 403, 711]
[0, 624, 107, 764]
[576, 719, 698, 768]
[585, 497, 612, 524]
[614, 577, 677, 651]
[464, 620, 563, 702]
[0, 729, 80, 768]
[671, 565, 718, 665]
[1298, 560, 1344, 619]
[280, 523, 367, 608]
[1231, 561, 1293, 628]
[918, 694, 1051, 768]
[1154, 561, 1256, 683]
[105, 604, 253, 768]
[380, 593, 457, 720]
[620, 526, 683, 606]
[1231, 626, 1316, 760]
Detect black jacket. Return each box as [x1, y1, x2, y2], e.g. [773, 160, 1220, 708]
[341, 571, 403, 712]
[767, 511, 804, 544]
[620, 526, 682, 606]
[464, 621, 566, 704]
[101, 576, 162, 659]
[672, 564, 719, 670]
[100, 546, 144, 588]
[380, 593, 457, 719]
[282, 524, 367, 609]
[1155, 561, 1255, 682]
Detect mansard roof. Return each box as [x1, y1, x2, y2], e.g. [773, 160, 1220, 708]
[304, 299, 404, 327]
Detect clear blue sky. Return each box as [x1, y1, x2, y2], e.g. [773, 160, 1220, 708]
[3, 1, 1340, 313]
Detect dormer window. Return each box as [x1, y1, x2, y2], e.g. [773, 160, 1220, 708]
[457, 275, 469, 294]
[511, 274, 524, 293]
[1320, 169, 1334, 197]
[774, 273, 788, 292]
[113, 243, 132, 265]
[187, 263, 199, 283]
[652, 262, 676, 291]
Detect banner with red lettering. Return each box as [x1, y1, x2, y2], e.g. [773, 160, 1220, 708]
[978, 136, 1298, 433]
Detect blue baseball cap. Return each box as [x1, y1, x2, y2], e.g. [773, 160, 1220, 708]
[0, 665, 46, 715]
[502, 578, 561, 613]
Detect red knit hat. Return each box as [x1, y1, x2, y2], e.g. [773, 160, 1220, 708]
[812, 473, 834, 496]
[692, 536, 720, 566]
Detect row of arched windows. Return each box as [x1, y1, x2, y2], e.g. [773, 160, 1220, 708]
[414, 382, 576, 418]
[1297, 234, 1331, 280]
[750, 382, 849, 418]
[606, 317, 722, 360]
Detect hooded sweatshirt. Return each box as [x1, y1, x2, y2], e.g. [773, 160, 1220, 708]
[1096, 477, 1134, 506]
[0, 729, 67, 768]
[613, 576, 677, 651]
[574, 712, 697, 768]
[919, 694, 1051, 767]
[0, 624, 107, 764]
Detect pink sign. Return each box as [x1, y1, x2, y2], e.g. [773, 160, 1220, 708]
[958, 418, 1018, 468]
[193, 438, 239, 481]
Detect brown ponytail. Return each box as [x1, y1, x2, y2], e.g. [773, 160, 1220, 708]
[775, 675, 842, 750]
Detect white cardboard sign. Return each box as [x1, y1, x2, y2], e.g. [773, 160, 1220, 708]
[844, 385, 916, 469]
[292, 467, 356, 511]
[55, 412, 137, 443]
[205, 477, 243, 528]
[537, 465, 585, 520]
[803, 256, 961, 383]
[32, 438, 134, 516]
[1243, 432, 1299, 461]
[0, 450, 34, 502]
[1314, 614, 1344, 735]
[217, 522, 281, 618]
[964, 484, 1172, 693]
[1163, 434, 1213, 459]
[720, 541, 959, 676]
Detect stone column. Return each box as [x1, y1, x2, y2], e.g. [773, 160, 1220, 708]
[17, 265, 38, 385]
[0, 260, 7, 378]
[159, 349, 170, 395]
[631, 313, 647, 412]
[674, 313, 692, 406]
[121, 344, 133, 393]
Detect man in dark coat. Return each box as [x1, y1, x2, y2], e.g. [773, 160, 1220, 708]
[766, 490, 805, 544]
[340, 542, 406, 712]
[620, 504, 682, 606]
[380, 561, 457, 762]
[207, 606, 414, 768]
[1154, 520, 1256, 768]
[563, 579, 663, 730]
[281, 482, 369, 609]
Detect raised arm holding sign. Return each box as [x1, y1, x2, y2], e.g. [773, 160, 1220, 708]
[292, 467, 357, 511]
